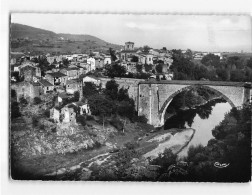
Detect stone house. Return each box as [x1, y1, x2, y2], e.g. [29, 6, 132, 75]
[82, 75, 101, 86]
[39, 79, 54, 94]
[103, 55, 111, 65]
[50, 107, 60, 123]
[72, 101, 91, 115]
[60, 67, 80, 80]
[11, 81, 42, 102]
[87, 57, 96, 71]
[61, 106, 76, 124]
[19, 65, 36, 82]
[45, 72, 67, 86]
[95, 57, 104, 69]
[66, 79, 81, 94]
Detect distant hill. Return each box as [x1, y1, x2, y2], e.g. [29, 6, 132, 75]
[10, 23, 122, 55]
[11, 23, 58, 40]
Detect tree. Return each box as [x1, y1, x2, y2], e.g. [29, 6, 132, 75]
[83, 82, 99, 98]
[136, 64, 142, 73]
[11, 102, 21, 119]
[201, 54, 220, 68]
[230, 70, 245, 82]
[117, 88, 130, 101]
[246, 58, 252, 69]
[104, 79, 119, 100]
[184, 49, 193, 60]
[155, 64, 163, 73]
[73, 91, 80, 102]
[105, 63, 126, 78]
[131, 56, 138, 63]
[33, 97, 42, 105]
[88, 94, 116, 128]
[143, 45, 151, 53]
[144, 64, 152, 72]
[216, 68, 229, 81]
[109, 48, 117, 62]
[19, 97, 28, 107]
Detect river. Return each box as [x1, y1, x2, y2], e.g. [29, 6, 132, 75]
[164, 99, 232, 157]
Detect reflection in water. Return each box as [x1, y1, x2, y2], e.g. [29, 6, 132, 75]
[164, 98, 232, 157]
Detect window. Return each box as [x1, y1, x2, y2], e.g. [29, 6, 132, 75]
[47, 87, 49, 90]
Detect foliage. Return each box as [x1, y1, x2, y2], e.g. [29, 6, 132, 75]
[230, 70, 245, 82]
[136, 64, 142, 73]
[201, 54, 220, 68]
[144, 64, 152, 72]
[19, 97, 28, 106]
[109, 48, 117, 62]
[33, 97, 42, 105]
[88, 94, 116, 117]
[247, 58, 252, 69]
[155, 64, 163, 73]
[11, 102, 21, 119]
[105, 63, 126, 78]
[11, 89, 17, 99]
[76, 115, 86, 126]
[131, 56, 139, 63]
[83, 82, 99, 98]
[104, 79, 119, 100]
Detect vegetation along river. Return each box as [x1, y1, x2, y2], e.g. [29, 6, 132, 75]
[164, 98, 232, 157]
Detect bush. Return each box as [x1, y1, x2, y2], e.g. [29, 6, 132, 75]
[110, 117, 123, 131]
[44, 109, 50, 118]
[136, 115, 148, 123]
[76, 115, 86, 126]
[19, 97, 28, 106]
[33, 97, 42, 105]
[11, 102, 21, 119]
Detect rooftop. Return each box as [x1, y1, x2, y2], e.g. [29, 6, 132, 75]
[39, 79, 54, 87]
[66, 79, 79, 84]
[47, 72, 67, 77]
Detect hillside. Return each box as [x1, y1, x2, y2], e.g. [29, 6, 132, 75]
[10, 23, 122, 55]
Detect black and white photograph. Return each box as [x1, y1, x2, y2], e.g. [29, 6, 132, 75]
[8, 11, 252, 183]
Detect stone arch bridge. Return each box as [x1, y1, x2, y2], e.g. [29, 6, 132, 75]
[137, 80, 252, 127]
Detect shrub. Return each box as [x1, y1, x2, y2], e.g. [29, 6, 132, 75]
[19, 97, 28, 106]
[33, 97, 42, 105]
[76, 115, 86, 126]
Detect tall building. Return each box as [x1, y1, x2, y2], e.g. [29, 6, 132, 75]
[124, 42, 134, 51]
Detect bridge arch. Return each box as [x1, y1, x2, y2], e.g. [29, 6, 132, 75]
[158, 84, 236, 126]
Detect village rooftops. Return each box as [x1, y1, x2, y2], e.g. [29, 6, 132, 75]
[66, 78, 80, 84]
[120, 50, 138, 53]
[73, 101, 87, 107]
[58, 92, 68, 99]
[46, 72, 67, 77]
[65, 67, 79, 71]
[39, 79, 54, 87]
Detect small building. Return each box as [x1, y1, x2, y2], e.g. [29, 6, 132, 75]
[66, 79, 81, 94]
[60, 67, 82, 80]
[50, 107, 60, 123]
[87, 57, 96, 71]
[19, 65, 36, 82]
[72, 101, 91, 115]
[39, 79, 54, 94]
[11, 81, 42, 102]
[45, 72, 67, 86]
[82, 75, 101, 86]
[61, 106, 76, 124]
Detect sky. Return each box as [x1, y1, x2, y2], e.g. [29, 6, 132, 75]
[11, 13, 252, 52]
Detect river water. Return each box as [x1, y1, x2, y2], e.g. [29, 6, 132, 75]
[164, 99, 232, 157]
